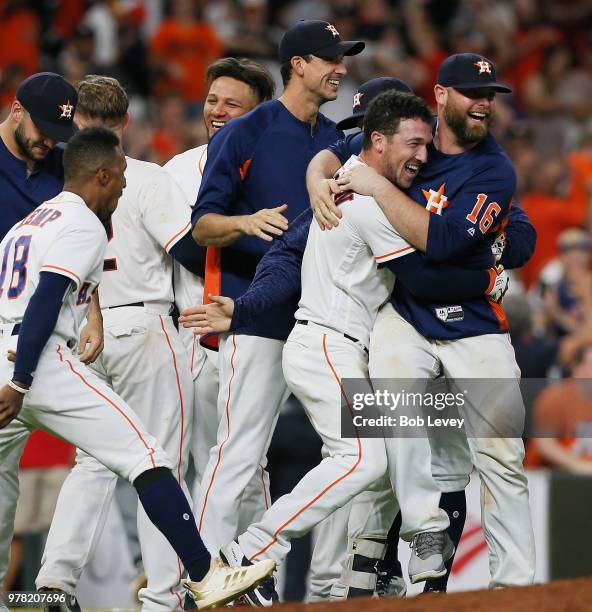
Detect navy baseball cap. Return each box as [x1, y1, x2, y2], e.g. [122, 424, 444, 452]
[279, 20, 364, 63]
[437, 53, 512, 93]
[16, 72, 78, 142]
[336, 77, 413, 130]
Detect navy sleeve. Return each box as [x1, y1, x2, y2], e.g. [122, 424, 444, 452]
[385, 251, 490, 301]
[499, 201, 537, 269]
[191, 120, 254, 229]
[230, 209, 312, 329]
[327, 132, 363, 166]
[426, 160, 516, 262]
[169, 230, 206, 277]
[13, 272, 73, 385]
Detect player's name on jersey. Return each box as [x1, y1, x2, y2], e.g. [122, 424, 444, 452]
[350, 414, 465, 430]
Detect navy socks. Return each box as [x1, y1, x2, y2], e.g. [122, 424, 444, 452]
[134, 467, 211, 581]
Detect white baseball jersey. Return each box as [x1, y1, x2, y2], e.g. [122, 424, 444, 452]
[99, 157, 191, 308]
[163, 144, 208, 312]
[296, 156, 415, 347]
[0, 191, 106, 345]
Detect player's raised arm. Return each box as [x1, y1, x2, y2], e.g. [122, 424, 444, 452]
[180, 208, 312, 332]
[339, 163, 430, 250]
[306, 149, 343, 230]
[307, 132, 364, 230]
[191, 120, 288, 247]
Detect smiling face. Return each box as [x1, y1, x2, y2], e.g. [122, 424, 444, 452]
[440, 86, 495, 147]
[203, 76, 260, 140]
[301, 54, 347, 103]
[13, 106, 57, 162]
[379, 118, 432, 189]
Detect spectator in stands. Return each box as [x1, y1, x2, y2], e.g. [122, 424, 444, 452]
[150, 0, 222, 106]
[521, 155, 586, 288]
[529, 343, 592, 473]
[540, 229, 592, 339]
[0, 0, 40, 109]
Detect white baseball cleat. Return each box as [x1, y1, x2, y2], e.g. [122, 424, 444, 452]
[184, 556, 276, 609]
[408, 531, 455, 584]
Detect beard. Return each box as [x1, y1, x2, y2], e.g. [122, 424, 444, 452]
[14, 122, 48, 163]
[444, 100, 491, 147]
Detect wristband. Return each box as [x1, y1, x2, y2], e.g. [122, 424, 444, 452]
[7, 380, 29, 395]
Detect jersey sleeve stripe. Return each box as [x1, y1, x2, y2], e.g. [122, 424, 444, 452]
[40, 264, 81, 286]
[375, 245, 414, 261]
[164, 221, 191, 252]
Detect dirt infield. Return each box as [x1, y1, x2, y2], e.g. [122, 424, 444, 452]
[274, 578, 592, 612]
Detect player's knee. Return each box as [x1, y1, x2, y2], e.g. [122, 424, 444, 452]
[359, 451, 388, 485]
[133, 466, 174, 493]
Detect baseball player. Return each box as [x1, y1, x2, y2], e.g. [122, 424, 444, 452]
[183, 91, 517, 603]
[190, 23, 364, 603]
[28, 75, 202, 611]
[314, 53, 536, 588]
[0, 73, 102, 598]
[163, 58, 275, 512]
[182, 80, 534, 600]
[0, 126, 275, 609]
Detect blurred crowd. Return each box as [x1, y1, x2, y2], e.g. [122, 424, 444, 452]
[2, 0, 592, 485]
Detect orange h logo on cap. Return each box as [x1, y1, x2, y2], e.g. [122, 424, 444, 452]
[474, 60, 491, 74]
[59, 100, 74, 119]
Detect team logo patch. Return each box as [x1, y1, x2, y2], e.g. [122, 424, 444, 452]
[474, 60, 491, 74]
[325, 23, 340, 37]
[422, 183, 448, 215]
[352, 92, 364, 108]
[59, 100, 74, 119]
[436, 305, 464, 322]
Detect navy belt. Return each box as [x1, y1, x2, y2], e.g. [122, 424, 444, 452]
[296, 320, 369, 354]
[10, 323, 74, 348]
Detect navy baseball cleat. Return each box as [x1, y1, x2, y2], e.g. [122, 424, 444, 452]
[374, 558, 407, 598]
[38, 587, 81, 612]
[220, 541, 279, 607]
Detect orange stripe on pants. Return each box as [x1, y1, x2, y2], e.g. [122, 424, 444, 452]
[250, 334, 362, 560]
[198, 333, 237, 531]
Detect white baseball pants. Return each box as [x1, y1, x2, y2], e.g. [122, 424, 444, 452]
[195, 333, 289, 553]
[237, 324, 389, 565]
[352, 304, 536, 587]
[0, 330, 172, 584]
[35, 308, 192, 611]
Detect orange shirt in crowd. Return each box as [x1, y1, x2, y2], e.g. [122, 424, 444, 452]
[0, 5, 39, 75]
[521, 192, 587, 288]
[526, 379, 592, 467]
[0, 4, 40, 107]
[150, 18, 222, 102]
[20, 431, 75, 470]
[568, 150, 592, 208]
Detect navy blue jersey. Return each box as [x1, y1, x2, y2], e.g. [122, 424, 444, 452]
[192, 99, 342, 340]
[328, 129, 529, 339]
[0, 137, 64, 239]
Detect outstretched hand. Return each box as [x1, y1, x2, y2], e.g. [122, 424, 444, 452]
[179, 295, 235, 335]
